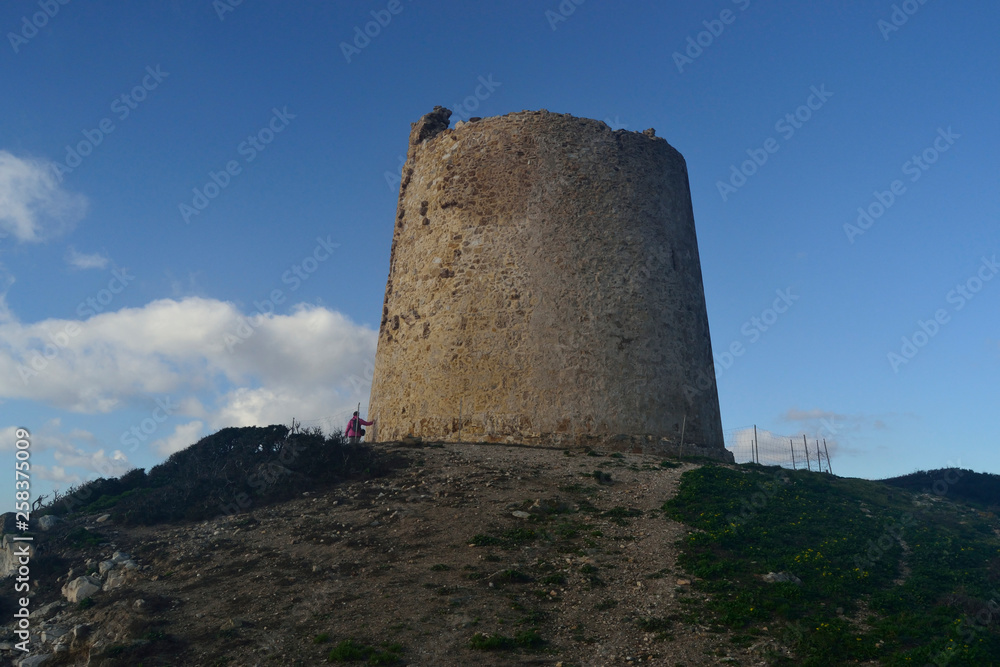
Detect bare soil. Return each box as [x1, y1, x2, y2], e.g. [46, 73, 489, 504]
[17, 441, 785, 666]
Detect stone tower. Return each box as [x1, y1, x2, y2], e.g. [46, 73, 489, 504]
[368, 107, 729, 460]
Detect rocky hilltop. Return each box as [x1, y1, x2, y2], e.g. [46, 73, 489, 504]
[1, 440, 770, 666]
[6, 430, 999, 666]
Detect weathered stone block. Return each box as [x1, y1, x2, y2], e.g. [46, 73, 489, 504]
[61, 575, 101, 603]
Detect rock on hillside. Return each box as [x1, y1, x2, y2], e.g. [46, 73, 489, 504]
[1, 442, 783, 666]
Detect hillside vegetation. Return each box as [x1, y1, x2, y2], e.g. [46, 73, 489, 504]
[666, 464, 1000, 666]
[36, 425, 384, 526]
[880, 468, 1000, 510]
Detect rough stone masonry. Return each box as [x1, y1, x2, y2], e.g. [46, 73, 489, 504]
[369, 107, 730, 461]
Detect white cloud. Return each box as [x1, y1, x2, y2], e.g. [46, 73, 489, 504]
[66, 247, 109, 270]
[0, 297, 377, 493]
[53, 445, 128, 472]
[34, 464, 82, 487]
[210, 386, 362, 433]
[782, 407, 845, 422]
[0, 425, 25, 451]
[2, 419, 133, 488]
[0, 150, 87, 242]
[0, 273, 15, 324]
[151, 420, 205, 456]
[0, 296, 377, 418]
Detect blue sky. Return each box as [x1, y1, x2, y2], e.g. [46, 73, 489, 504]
[1, 0, 997, 503]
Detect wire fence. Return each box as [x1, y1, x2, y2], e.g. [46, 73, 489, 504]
[285, 416, 834, 472]
[725, 425, 833, 474]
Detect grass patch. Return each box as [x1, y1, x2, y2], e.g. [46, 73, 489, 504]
[558, 483, 588, 493]
[664, 464, 1000, 666]
[469, 629, 545, 651]
[590, 470, 613, 484]
[554, 521, 582, 539]
[496, 569, 533, 584]
[327, 639, 403, 664]
[636, 616, 674, 632]
[66, 527, 103, 547]
[519, 610, 549, 625]
[603, 506, 642, 526]
[579, 563, 605, 588]
[469, 633, 510, 650]
[469, 527, 536, 549]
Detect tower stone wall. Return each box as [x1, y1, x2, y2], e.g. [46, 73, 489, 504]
[368, 107, 728, 460]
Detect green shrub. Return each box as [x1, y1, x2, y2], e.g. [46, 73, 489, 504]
[496, 569, 533, 584]
[66, 527, 102, 547]
[328, 639, 370, 661]
[666, 464, 1000, 665]
[469, 633, 511, 650]
[326, 639, 402, 664]
[38, 426, 384, 527]
[591, 470, 612, 484]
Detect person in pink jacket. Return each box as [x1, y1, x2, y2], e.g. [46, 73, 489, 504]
[346, 411, 373, 443]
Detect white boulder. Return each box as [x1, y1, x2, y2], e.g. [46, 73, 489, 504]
[62, 576, 101, 603]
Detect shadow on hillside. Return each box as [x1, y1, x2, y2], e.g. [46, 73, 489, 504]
[33, 425, 396, 526]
